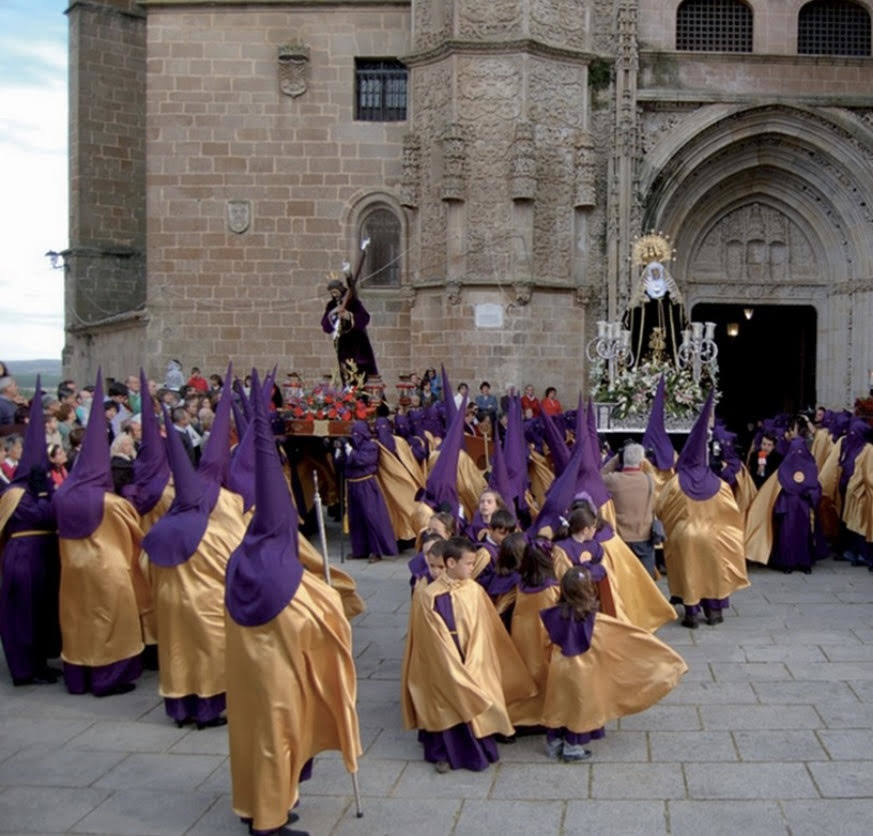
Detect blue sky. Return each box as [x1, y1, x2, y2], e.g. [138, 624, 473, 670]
[0, 1, 67, 361]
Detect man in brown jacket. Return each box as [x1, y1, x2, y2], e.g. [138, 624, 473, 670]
[602, 443, 656, 575]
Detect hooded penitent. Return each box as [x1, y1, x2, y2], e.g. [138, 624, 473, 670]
[53, 370, 114, 538]
[418, 395, 468, 514]
[503, 393, 529, 511]
[122, 369, 170, 516]
[374, 416, 397, 456]
[573, 397, 610, 510]
[642, 375, 675, 471]
[10, 375, 51, 491]
[541, 408, 570, 477]
[199, 363, 233, 488]
[531, 434, 584, 539]
[441, 365, 457, 427]
[487, 423, 513, 509]
[676, 390, 721, 502]
[225, 370, 304, 627]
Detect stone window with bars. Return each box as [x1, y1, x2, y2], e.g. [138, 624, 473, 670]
[676, 0, 753, 52]
[354, 59, 408, 122]
[798, 0, 871, 56]
[360, 208, 402, 287]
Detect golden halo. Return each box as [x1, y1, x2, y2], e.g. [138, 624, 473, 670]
[632, 232, 673, 267]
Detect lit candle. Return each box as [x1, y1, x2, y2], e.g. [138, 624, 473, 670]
[691, 322, 703, 340]
[596, 320, 607, 338]
[704, 321, 716, 341]
[620, 329, 631, 348]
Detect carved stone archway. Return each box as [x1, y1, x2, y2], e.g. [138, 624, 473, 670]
[639, 104, 873, 406]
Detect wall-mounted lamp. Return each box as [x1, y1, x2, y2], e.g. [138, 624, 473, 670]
[743, 307, 754, 320]
[727, 322, 739, 338]
[45, 250, 65, 270]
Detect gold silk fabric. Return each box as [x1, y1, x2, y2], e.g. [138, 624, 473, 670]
[136, 481, 175, 645]
[818, 437, 844, 516]
[401, 575, 536, 737]
[528, 451, 555, 510]
[457, 450, 487, 521]
[226, 572, 361, 833]
[541, 613, 688, 732]
[599, 498, 618, 531]
[507, 585, 561, 726]
[655, 478, 749, 606]
[0, 487, 25, 548]
[296, 532, 365, 619]
[744, 471, 780, 565]
[811, 427, 835, 472]
[640, 457, 676, 503]
[59, 494, 146, 667]
[376, 439, 425, 541]
[732, 465, 758, 518]
[151, 488, 247, 700]
[845, 444, 873, 542]
[471, 546, 493, 581]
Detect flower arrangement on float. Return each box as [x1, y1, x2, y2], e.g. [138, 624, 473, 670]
[590, 357, 718, 423]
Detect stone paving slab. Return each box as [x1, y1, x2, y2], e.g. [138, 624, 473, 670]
[5, 540, 873, 833]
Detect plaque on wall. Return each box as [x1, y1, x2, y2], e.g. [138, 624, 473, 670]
[474, 303, 504, 329]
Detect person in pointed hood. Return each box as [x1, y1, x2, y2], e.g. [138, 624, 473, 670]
[142, 392, 248, 728]
[199, 363, 234, 489]
[503, 394, 530, 517]
[0, 377, 62, 685]
[373, 415, 425, 544]
[225, 369, 362, 834]
[655, 391, 749, 628]
[52, 370, 148, 696]
[573, 398, 616, 530]
[343, 419, 398, 562]
[466, 438, 513, 542]
[640, 376, 677, 496]
[711, 420, 757, 519]
[745, 434, 823, 573]
[541, 409, 570, 478]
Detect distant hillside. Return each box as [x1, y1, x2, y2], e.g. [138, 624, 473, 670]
[7, 358, 63, 395]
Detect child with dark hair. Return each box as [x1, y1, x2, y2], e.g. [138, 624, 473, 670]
[407, 531, 445, 592]
[488, 531, 525, 628]
[474, 506, 517, 592]
[539, 567, 688, 762]
[507, 541, 561, 728]
[402, 536, 536, 773]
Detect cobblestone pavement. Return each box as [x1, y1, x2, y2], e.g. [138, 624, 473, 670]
[3, 538, 873, 835]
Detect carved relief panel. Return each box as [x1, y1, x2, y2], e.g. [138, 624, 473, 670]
[690, 203, 819, 284]
[530, 0, 589, 52]
[412, 0, 454, 51]
[456, 0, 523, 40]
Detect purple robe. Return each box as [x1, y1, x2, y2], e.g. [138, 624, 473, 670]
[417, 592, 500, 771]
[0, 492, 61, 682]
[770, 438, 821, 572]
[321, 296, 378, 377]
[345, 427, 398, 558]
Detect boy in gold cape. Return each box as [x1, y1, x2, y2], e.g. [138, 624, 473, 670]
[402, 535, 536, 773]
[225, 371, 361, 835]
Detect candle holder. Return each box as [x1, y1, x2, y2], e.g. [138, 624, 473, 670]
[586, 319, 635, 386]
[678, 320, 718, 384]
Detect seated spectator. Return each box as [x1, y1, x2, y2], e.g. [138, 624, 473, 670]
[541, 387, 562, 417]
[0, 434, 23, 483]
[521, 384, 541, 417]
[464, 402, 481, 436]
[187, 366, 209, 393]
[0, 377, 20, 426]
[208, 373, 224, 395]
[110, 432, 136, 495]
[48, 443, 69, 487]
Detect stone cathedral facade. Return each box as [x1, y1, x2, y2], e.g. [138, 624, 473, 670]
[65, 0, 873, 408]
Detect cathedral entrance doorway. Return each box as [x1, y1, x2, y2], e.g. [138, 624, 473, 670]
[690, 303, 817, 435]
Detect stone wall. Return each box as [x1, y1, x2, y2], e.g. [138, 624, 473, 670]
[143, 5, 412, 384]
[65, 0, 147, 379]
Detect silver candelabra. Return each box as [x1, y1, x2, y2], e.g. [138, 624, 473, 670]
[586, 320, 635, 386]
[678, 321, 718, 384]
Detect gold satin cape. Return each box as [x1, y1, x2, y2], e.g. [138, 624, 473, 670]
[401, 575, 537, 737]
[226, 572, 362, 832]
[541, 612, 688, 732]
[811, 427, 835, 472]
[376, 438, 425, 541]
[528, 451, 555, 510]
[744, 471, 780, 565]
[296, 532, 365, 619]
[656, 478, 750, 605]
[59, 494, 146, 667]
[425, 448, 487, 521]
[507, 585, 561, 726]
[151, 488, 247, 700]
[136, 481, 175, 645]
[552, 538, 676, 632]
[0, 487, 25, 549]
[845, 444, 873, 542]
[732, 465, 758, 518]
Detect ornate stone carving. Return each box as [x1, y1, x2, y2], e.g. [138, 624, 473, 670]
[691, 202, 818, 283]
[457, 0, 522, 40]
[574, 284, 600, 307]
[400, 132, 421, 209]
[513, 281, 533, 306]
[530, 0, 589, 51]
[575, 130, 596, 208]
[277, 44, 309, 98]
[686, 281, 829, 301]
[511, 121, 537, 201]
[640, 110, 686, 156]
[413, 0, 453, 51]
[226, 200, 251, 234]
[529, 59, 586, 134]
[458, 58, 522, 124]
[446, 280, 463, 305]
[441, 122, 467, 202]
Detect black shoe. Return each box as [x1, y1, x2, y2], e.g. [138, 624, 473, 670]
[802, 568, 812, 575]
[494, 733, 516, 744]
[681, 612, 699, 629]
[196, 716, 228, 730]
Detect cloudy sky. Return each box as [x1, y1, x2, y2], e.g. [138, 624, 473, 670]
[0, 1, 67, 361]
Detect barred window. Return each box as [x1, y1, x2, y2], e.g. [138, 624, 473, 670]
[676, 0, 753, 52]
[361, 208, 402, 287]
[354, 59, 407, 122]
[798, 0, 871, 56]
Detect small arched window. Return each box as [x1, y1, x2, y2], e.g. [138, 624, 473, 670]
[360, 207, 402, 287]
[798, 0, 871, 56]
[676, 0, 753, 52]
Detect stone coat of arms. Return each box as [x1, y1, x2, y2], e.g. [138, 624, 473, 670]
[227, 200, 251, 234]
